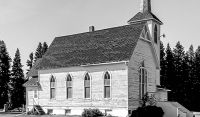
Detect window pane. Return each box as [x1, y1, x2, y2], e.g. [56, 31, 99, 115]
[139, 69, 141, 83]
[104, 79, 110, 86]
[67, 87, 72, 98]
[85, 87, 90, 98]
[105, 86, 110, 98]
[51, 82, 55, 88]
[51, 88, 55, 98]
[139, 84, 141, 99]
[85, 80, 90, 87]
[67, 81, 72, 87]
[34, 90, 37, 98]
[142, 84, 145, 97]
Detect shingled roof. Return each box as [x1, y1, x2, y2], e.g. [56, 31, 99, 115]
[37, 22, 146, 69]
[26, 58, 42, 77]
[128, 11, 163, 25]
[23, 78, 38, 87]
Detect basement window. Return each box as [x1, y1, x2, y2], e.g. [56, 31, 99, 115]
[65, 109, 71, 115]
[47, 109, 53, 115]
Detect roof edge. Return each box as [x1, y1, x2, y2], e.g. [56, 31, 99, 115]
[128, 18, 163, 25]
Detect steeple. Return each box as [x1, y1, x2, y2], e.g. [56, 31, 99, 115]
[140, 0, 151, 13]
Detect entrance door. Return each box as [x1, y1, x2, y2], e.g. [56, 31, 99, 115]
[33, 90, 38, 105]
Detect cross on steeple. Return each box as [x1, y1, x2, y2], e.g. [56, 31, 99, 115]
[140, 0, 151, 13]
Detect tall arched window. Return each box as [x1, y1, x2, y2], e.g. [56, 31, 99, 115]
[84, 73, 90, 98]
[50, 76, 56, 99]
[66, 74, 72, 99]
[104, 72, 111, 98]
[139, 62, 147, 99]
[154, 25, 158, 44]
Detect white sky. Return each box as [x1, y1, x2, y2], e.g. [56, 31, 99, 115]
[0, 0, 200, 72]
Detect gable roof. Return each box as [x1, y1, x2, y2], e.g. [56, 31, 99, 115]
[23, 78, 38, 87]
[26, 58, 42, 77]
[128, 11, 163, 25]
[37, 22, 146, 69]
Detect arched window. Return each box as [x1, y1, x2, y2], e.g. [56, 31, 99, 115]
[84, 73, 90, 98]
[139, 62, 147, 99]
[154, 25, 158, 44]
[50, 76, 56, 99]
[66, 74, 72, 99]
[104, 72, 111, 98]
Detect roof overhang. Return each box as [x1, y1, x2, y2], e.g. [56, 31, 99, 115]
[80, 61, 129, 67]
[128, 18, 163, 25]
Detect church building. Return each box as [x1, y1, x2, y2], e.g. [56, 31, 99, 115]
[24, 0, 170, 116]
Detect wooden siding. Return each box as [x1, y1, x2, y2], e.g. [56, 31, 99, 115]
[36, 63, 128, 109]
[128, 39, 158, 109]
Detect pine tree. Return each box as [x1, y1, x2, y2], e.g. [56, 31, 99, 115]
[26, 52, 33, 74]
[165, 43, 175, 101]
[160, 41, 167, 87]
[172, 41, 185, 104]
[183, 45, 195, 110]
[0, 40, 11, 108]
[192, 46, 200, 111]
[42, 42, 48, 55]
[10, 48, 25, 108]
[34, 42, 42, 62]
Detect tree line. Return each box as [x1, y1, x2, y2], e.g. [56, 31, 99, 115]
[0, 41, 48, 109]
[160, 41, 200, 111]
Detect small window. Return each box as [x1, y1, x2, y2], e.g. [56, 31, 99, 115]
[66, 74, 72, 99]
[84, 73, 90, 99]
[47, 109, 53, 115]
[154, 25, 158, 43]
[34, 90, 37, 98]
[50, 76, 56, 99]
[104, 72, 111, 98]
[139, 63, 147, 99]
[65, 109, 71, 115]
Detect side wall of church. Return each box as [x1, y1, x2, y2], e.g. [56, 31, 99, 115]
[128, 39, 158, 110]
[35, 63, 128, 116]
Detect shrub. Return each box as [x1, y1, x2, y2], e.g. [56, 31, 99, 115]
[82, 108, 104, 117]
[130, 106, 164, 117]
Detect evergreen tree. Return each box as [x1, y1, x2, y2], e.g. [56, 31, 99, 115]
[192, 46, 200, 111]
[34, 42, 42, 62]
[0, 40, 11, 108]
[165, 43, 175, 101]
[160, 41, 167, 87]
[42, 42, 48, 55]
[183, 45, 195, 110]
[10, 48, 25, 108]
[26, 52, 33, 74]
[172, 41, 185, 102]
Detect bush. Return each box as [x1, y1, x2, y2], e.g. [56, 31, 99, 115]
[130, 106, 164, 117]
[82, 108, 104, 117]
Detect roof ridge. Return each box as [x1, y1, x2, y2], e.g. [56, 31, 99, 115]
[55, 22, 145, 39]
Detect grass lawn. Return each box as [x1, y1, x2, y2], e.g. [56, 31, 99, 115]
[17, 114, 81, 117]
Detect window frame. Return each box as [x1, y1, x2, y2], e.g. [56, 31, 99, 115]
[139, 67, 148, 99]
[50, 75, 56, 99]
[104, 71, 111, 99]
[154, 25, 158, 44]
[84, 72, 91, 99]
[66, 74, 73, 99]
[34, 90, 37, 98]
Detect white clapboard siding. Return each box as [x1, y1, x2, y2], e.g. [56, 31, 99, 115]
[128, 39, 158, 109]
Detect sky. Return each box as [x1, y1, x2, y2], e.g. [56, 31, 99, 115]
[0, 0, 200, 73]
